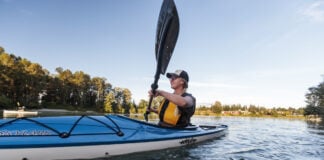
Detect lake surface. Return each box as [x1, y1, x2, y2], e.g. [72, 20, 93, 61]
[106, 116, 324, 160]
[1, 111, 323, 160]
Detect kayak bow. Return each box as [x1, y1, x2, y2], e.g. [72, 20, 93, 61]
[0, 115, 228, 160]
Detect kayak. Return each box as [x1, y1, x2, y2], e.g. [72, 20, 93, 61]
[0, 114, 228, 160]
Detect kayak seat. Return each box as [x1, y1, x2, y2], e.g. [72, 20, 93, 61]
[157, 124, 198, 130]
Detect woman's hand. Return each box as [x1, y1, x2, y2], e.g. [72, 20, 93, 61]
[148, 89, 162, 97]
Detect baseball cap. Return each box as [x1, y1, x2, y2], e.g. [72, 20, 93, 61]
[166, 70, 189, 82]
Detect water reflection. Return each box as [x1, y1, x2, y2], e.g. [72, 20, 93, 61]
[306, 117, 324, 136]
[103, 147, 192, 160]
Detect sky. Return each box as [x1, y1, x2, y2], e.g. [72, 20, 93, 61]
[1, 0, 324, 108]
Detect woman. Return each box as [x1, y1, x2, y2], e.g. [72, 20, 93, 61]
[148, 70, 196, 127]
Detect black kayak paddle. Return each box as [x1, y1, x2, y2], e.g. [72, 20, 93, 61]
[144, 0, 180, 122]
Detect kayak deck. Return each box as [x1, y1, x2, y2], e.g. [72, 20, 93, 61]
[0, 115, 228, 159]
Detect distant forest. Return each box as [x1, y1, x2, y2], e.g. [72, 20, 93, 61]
[0, 46, 135, 114]
[1, 46, 323, 118]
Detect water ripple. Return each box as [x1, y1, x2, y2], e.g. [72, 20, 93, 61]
[96, 117, 324, 160]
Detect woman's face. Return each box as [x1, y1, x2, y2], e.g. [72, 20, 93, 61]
[169, 76, 184, 89]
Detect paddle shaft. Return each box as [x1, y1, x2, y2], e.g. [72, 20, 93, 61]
[144, 0, 179, 122]
[146, 17, 171, 112]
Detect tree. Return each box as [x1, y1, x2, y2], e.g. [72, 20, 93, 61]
[0, 46, 136, 112]
[1, 51, 49, 108]
[223, 105, 230, 111]
[0, 53, 20, 106]
[0, 94, 11, 108]
[211, 101, 222, 114]
[248, 105, 258, 115]
[91, 77, 108, 106]
[305, 81, 324, 117]
[121, 88, 132, 114]
[104, 92, 116, 113]
[21, 60, 48, 107]
[55, 67, 74, 105]
[132, 100, 138, 113]
[72, 71, 91, 106]
[138, 99, 148, 113]
[0, 46, 4, 54]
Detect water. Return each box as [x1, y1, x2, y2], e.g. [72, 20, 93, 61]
[106, 116, 324, 160]
[1, 110, 323, 160]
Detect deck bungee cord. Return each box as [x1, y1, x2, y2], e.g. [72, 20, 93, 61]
[0, 115, 124, 138]
[0, 114, 228, 160]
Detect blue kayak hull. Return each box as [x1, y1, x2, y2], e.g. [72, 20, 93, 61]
[0, 115, 228, 160]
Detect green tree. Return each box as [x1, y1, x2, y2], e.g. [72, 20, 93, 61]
[55, 67, 74, 105]
[248, 105, 258, 115]
[0, 53, 20, 106]
[1, 51, 49, 107]
[0, 46, 137, 112]
[223, 105, 230, 111]
[72, 71, 91, 106]
[104, 92, 116, 113]
[0, 46, 4, 53]
[138, 99, 148, 113]
[0, 94, 11, 108]
[131, 100, 138, 113]
[91, 77, 107, 106]
[121, 88, 132, 114]
[211, 101, 222, 114]
[305, 81, 324, 117]
[21, 60, 48, 107]
[103, 87, 133, 114]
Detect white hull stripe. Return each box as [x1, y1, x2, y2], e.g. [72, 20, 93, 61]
[1, 131, 226, 160]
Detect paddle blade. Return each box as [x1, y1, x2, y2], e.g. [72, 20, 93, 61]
[145, 0, 180, 121]
[155, 0, 180, 75]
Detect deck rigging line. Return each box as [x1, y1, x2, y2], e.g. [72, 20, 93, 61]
[0, 115, 124, 138]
